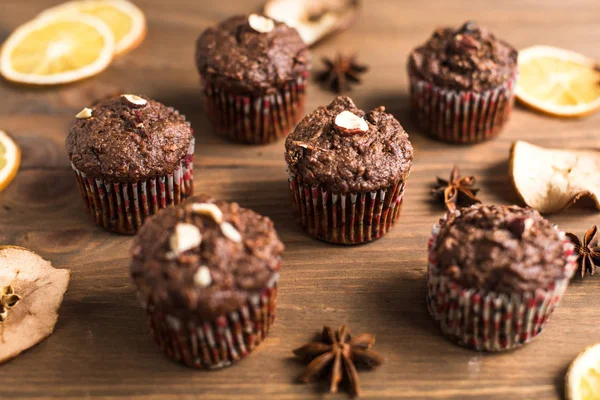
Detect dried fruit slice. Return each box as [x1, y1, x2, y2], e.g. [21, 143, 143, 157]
[264, 0, 360, 46]
[516, 46, 600, 117]
[0, 246, 70, 364]
[509, 140, 600, 214]
[0, 14, 114, 85]
[39, 0, 146, 56]
[0, 130, 21, 193]
[566, 343, 600, 400]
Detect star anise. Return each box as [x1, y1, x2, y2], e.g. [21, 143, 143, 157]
[566, 226, 600, 278]
[316, 54, 368, 93]
[432, 165, 481, 213]
[293, 325, 384, 397]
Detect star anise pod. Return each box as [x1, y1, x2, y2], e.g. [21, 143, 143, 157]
[293, 325, 383, 397]
[566, 226, 600, 278]
[317, 54, 369, 93]
[432, 165, 481, 213]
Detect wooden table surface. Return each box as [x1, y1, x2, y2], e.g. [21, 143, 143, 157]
[1, 0, 600, 399]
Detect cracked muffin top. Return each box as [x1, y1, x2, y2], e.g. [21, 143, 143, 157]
[131, 195, 284, 319]
[196, 15, 310, 95]
[66, 95, 193, 182]
[432, 204, 572, 294]
[285, 96, 413, 193]
[408, 21, 518, 91]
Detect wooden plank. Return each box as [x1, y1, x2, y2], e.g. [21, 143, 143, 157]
[0, 0, 599, 398]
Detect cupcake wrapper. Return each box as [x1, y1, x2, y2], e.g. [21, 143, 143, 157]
[288, 175, 407, 244]
[409, 73, 517, 144]
[72, 138, 195, 234]
[426, 210, 577, 351]
[145, 273, 279, 369]
[202, 72, 308, 144]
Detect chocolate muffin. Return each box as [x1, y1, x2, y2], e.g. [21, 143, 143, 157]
[131, 195, 284, 369]
[285, 96, 413, 244]
[196, 14, 310, 144]
[67, 94, 195, 234]
[427, 204, 577, 351]
[408, 21, 518, 144]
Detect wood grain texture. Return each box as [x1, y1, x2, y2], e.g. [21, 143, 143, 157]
[1, 0, 600, 399]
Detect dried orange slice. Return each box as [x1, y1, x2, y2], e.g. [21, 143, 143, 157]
[39, 0, 146, 56]
[0, 131, 21, 192]
[0, 14, 114, 85]
[566, 343, 600, 400]
[516, 46, 600, 117]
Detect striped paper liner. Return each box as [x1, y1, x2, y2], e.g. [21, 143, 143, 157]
[409, 73, 517, 144]
[72, 138, 195, 235]
[288, 175, 407, 245]
[202, 72, 308, 144]
[426, 209, 577, 351]
[144, 273, 279, 369]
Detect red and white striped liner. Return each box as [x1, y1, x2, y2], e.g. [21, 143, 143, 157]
[287, 174, 407, 245]
[202, 72, 308, 144]
[409, 73, 517, 144]
[144, 273, 279, 369]
[426, 209, 577, 351]
[72, 138, 195, 234]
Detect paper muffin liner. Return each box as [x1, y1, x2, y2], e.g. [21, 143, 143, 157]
[202, 72, 308, 144]
[143, 273, 279, 369]
[72, 138, 195, 234]
[426, 210, 577, 351]
[287, 174, 407, 245]
[409, 73, 517, 144]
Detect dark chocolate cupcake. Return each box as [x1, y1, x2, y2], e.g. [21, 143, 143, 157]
[196, 14, 310, 144]
[130, 195, 284, 369]
[427, 205, 577, 351]
[67, 95, 195, 234]
[408, 21, 518, 144]
[285, 96, 413, 244]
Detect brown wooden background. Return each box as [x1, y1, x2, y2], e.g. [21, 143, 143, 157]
[1, 0, 599, 399]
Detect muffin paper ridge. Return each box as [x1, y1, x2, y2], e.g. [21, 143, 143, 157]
[143, 273, 279, 369]
[203, 73, 308, 144]
[409, 73, 517, 144]
[426, 209, 577, 351]
[287, 174, 407, 245]
[72, 137, 195, 234]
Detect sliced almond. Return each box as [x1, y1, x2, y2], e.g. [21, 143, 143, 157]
[189, 203, 223, 224]
[76, 108, 93, 119]
[0, 246, 70, 364]
[121, 94, 147, 107]
[170, 223, 202, 255]
[334, 110, 368, 136]
[248, 14, 275, 33]
[264, 0, 360, 46]
[509, 140, 600, 214]
[193, 266, 212, 288]
[220, 222, 242, 243]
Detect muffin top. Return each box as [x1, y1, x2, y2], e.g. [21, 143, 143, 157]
[433, 204, 570, 294]
[130, 195, 284, 319]
[285, 96, 413, 193]
[67, 95, 193, 182]
[408, 21, 518, 91]
[195, 15, 310, 95]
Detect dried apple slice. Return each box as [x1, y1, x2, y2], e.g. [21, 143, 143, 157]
[264, 0, 360, 46]
[0, 246, 70, 364]
[509, 140, 600, 214]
